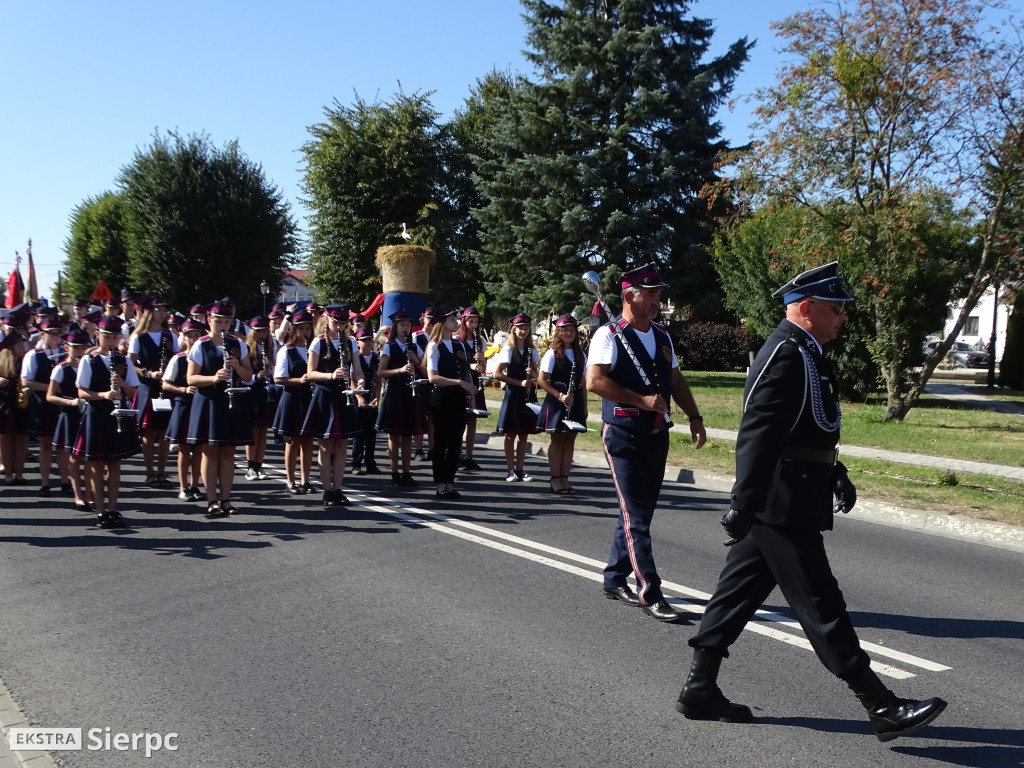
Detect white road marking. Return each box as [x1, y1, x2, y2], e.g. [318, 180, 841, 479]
[349, 491, 951, 679]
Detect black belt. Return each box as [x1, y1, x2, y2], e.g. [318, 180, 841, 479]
[780, 445, 839, 465]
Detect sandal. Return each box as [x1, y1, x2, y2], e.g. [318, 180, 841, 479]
[145, 475, 160, 488]
[549, 476, 571, 495]
[220, 501, 239, 515]
[207, 501, 228, 517]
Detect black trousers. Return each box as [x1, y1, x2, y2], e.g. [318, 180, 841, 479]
[429, 386, 467, 484]
[689, 521, 871, 680]
[351, 406, 378, 468]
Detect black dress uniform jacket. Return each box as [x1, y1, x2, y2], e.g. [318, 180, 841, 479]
[731, 319, 841, 531]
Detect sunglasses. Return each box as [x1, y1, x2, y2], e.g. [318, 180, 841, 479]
[806, 301, 849, 317]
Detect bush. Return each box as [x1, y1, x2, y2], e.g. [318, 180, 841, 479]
[675, 323, 757, 371]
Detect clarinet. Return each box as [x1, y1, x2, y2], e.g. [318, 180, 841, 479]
[521, 332, 541, 415]
[337, 329, 352, 406]
[109, 357, 138, 433]
[559, 350, 587, 432]
[459, 340, 488, 418]
[223, 338, 238, 409]
[154, 332, 169, 400]
[405, 338, 422, 398]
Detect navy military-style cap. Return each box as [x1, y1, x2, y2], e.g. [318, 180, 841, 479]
[509, 313, 532, 326]
[390, 308, 412, 323]
[97, 316, 124, 335]
[621, 263, 668, 290]
[772, 261, 854, 304]
[323, 303, 350, 320]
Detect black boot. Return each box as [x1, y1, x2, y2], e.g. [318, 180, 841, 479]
[675, 649, 753, 723]
[845, 667, 947, 742]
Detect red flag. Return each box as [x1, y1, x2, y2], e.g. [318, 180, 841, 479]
[25, 239, 38, 303]
[5, 268, 23, 308]
[90, 280, 113, 302]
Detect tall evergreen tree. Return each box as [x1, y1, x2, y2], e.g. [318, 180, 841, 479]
[472, 0, 750, 320]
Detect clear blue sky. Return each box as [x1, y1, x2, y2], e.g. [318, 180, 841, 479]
[1, 0, 811, 300]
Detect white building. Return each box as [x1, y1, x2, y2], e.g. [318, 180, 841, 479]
[280, 270, 315, 303]
[941, 284, 1014, 361]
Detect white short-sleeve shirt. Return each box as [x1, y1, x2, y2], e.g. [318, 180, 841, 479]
[587, 323, 678, 370]
[76, 353, 141, 390]
[540, 348, 584, 374]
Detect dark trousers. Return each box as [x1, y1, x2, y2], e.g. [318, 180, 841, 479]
[601, 423, 670, 605]
[430, 387, 466, 484]
[689, 521, 871, 679]
[351, 406, 378, 469]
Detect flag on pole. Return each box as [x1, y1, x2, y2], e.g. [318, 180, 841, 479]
[90, 280, 113, 303]
[25, 239, 38, 304]
[5, 253, 24, 309]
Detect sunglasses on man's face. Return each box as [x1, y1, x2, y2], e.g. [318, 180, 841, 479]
[806, 301, 848, 317]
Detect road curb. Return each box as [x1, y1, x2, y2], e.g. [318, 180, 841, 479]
[483, 435, 1024, 555]
[0, 677, 57, 768]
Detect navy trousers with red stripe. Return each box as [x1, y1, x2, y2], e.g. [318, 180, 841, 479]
[602, 423, 670, 605]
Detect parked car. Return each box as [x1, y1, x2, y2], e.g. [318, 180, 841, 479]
[949, 341, 990, 369]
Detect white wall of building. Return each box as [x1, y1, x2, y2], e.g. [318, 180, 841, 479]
[941, 284, 1014, 361]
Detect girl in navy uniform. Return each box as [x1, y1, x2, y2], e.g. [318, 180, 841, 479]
[375, 309, 428, 486]
[272, 310, 314, 494]
[455, 307, 487, 471]
[21, 318, 64, 495]
[412, 307, 435, 461]
[537, 315, 588, 494]
[494, 314, 542, 482]
[244, 316, 276, 481]
[47, 329, 92, 511]
[425, 306, 476, 499]
[128, 296, 178, 489]
[74, 316, 140, 529]
[162, 320, 206, 503]
[301, 304, 365, 507]
[350, 327, 381, 476]
[0, 331, 29, 485]
[186, 301, 253, 517]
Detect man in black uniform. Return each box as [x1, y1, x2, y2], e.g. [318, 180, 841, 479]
[676, 262, 947, 742]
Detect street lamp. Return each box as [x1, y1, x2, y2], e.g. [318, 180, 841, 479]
[260, 280, 270, 315]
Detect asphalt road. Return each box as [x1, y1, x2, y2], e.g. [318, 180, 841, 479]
[1, 447, 1022, 768]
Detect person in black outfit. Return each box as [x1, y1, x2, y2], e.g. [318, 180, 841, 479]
[677, 262, 947, 742]
[425, 306, 476, 499]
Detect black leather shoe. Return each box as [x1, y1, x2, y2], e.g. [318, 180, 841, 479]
[869, 697, 947, 742]
[603, 586, 641, 607]
[288, 483, 304, 495]
[641, 599, 681, 622]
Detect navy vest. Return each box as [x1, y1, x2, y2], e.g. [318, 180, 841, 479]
[599, 320, 673, 432]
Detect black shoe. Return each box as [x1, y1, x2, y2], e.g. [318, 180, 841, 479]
[335, 490, 349, 505]
[323, 490, 335, 507]
[444, 489, 462, 499]
[302, 481, 315, 493]
[38, 485, 52, 497]
[400, 472, 417, 487]
[188, 487, 204, 502]
[641, 599, 682, 622]
[603, 585, 641, 607]
[676, 649, 753, 723]
[288, 483, 305, 495]
[868, 697, 948, 742]
[73, 501, 92, 513]
[392, 473, 402, 486]
[61, 482, 73, 496]
[365, 464, 383, 475]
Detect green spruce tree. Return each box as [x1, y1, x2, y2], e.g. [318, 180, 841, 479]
[473, 0, 750, 320]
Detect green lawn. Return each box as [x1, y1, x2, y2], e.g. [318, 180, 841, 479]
[479, 372, 1024, 528]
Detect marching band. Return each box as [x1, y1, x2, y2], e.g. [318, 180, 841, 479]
[0, 291, 594, 528]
